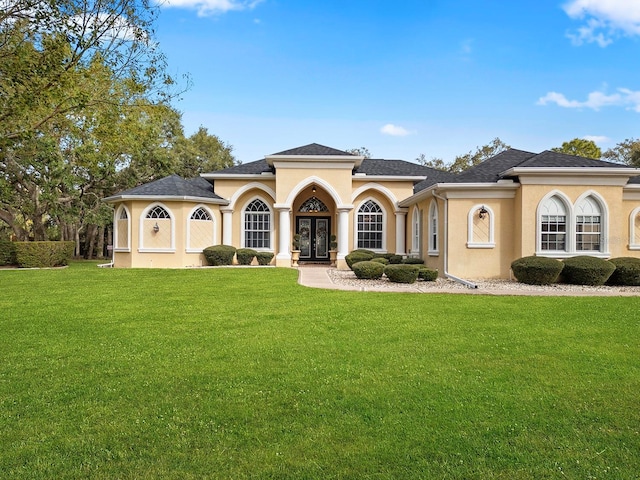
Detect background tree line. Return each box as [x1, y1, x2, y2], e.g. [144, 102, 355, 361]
[0, 0, 236, 257]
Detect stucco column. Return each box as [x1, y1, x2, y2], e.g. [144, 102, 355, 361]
[337, 207, 351, 260]
[395, 209, 408, 256]
[275, 205, 291, 266]
[221, 208, 233, 245]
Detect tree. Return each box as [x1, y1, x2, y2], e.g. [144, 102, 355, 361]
[345, 147, 371, 158]
[448, 138, 510, 173]
[603, 138, 640, 167]
[551, 138, 602, 159]
[174, 127, 236, 178]
[415, 153, 448, 170]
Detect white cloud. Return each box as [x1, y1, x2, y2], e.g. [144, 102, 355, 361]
[583, 135, 610, 144]
[537, 88, 640, 111]
[380, 124, 413, 137]
[563, 0, 640, 46]
[162, 0, 263, 16]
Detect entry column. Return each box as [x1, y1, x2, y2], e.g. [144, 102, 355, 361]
[221, 207, 233, 245]
[275, 204, 291, 267]
[395, 208, 408, 256]
[337, 207, 351, 266]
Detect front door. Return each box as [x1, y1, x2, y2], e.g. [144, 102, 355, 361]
[297, 217, 330, 262]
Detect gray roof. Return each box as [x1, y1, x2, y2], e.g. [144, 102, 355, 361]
[356, 159, 435, 177]
[272, 143, 355, 156]
[516, 150, 631, 169]
[413, 168, 457, 193]
[104, 174, 225, 202]
[212, 159, 273, 175]
[454, 149, 537, 183]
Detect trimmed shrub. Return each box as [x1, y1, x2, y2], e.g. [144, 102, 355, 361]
[418, 267, 438, 281]
[345, 251, 374, 269]
[14, 241, 74, 268]
[236, 248, 258, 265]
[352, 261, 385, 279]
[256, 252, 274, 266]
[389, 255, 403, 264]
[371, 257, 389, 265]
[511, 256, 564, 285]
[384, 264, 420, 284]
[0, 240, 17, 266]
[607, 257, 640, 286]
[562, 255, 615, 286]
[403, 257, 424, 265]
[373, 253, 394, 261]
[351, 249, 376, 257]
[203, 245, 236, 266]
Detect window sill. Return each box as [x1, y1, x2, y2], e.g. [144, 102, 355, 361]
[466, 242, 495, 249]
[535, 251, 610, 259]
[138, 248, 176, 253]
[113, 248, 130, 253]
[427, 250, 439, 257]
[186, 249, 205, 254]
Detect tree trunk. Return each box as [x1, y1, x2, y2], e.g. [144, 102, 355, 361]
[74, 226, 80, 257]
[96, 225, 105, 258]
[85, 224, 97, 259]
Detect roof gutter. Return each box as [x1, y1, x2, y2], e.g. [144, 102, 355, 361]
[432, 189, 478, 289]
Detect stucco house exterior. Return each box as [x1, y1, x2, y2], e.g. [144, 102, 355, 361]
[103, 143, 640, 279]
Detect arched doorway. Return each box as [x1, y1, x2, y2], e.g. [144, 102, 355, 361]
[294, 188, 334, 263]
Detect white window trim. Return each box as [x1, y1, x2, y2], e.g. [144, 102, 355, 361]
[410, 207, 421, 256]
[427, 200, 439, 256]
[241, 196, 274, 251]
[114, 204, 131, 252]
[467, 204, 495, 249]
[353, 197, 387, 253]
[186, 204, 216, 253]
[629, 206, 640, 250]
[535, 190, 610, 258]
[138, 202, 176, 253]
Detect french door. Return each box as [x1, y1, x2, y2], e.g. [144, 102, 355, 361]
[296, 217, 330, 262]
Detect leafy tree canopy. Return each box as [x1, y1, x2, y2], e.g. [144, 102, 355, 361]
[345, 147, 371, 158]
[603, 138, 640, 167]
[551, 138, 602, 159]
[416, 138, 510, 173]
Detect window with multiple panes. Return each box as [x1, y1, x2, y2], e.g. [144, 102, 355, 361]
[147, 205, 170, 219]
[357, 200, 383, 249]
[541, 214, 567, 251]
[575, 196, 601, 251]
[190, 207, 211, 221]
[428, 202, 438, 253]
[244, 199, 271, 249]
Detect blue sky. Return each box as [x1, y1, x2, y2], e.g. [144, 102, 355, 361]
[156, 0, 640, 164]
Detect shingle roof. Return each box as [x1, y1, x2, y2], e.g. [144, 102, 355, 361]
[454, 149, 537, 183]
[355, 159, 435, 177]
[272, 143, 354, 156]
[413, 168, 457, 193]
[212, 159, 273, 175]
[105, 174, 225, 201]
[515, 150, 631, 169]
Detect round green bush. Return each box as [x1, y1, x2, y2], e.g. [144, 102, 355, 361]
[562, 255, 615, 286]
[371, 257, 389, 265]
[256, 252, 274, 265]
[511, 256, 564, 285]
[350, 249, 376, 257]
[373, 253, 394, 261]
[607, 257, 640, 286]
[384, 264, 420, 284]
[389, 255, 403, 264]
[352, 260, 385, 279]
[402, 257, 424, 265]
[345, 251, 374, 269]
[236, 248, 258, 265]
[418, 267, 438, 281]
[203, 245, 236, 266]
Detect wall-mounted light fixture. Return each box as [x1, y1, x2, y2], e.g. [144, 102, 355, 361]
[312, 185, 316, 193]
[478, 206, 488, 219]
[153, 222, 160, 233]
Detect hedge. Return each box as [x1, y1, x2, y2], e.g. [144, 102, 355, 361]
[511, 256, 564, 285]
[384, 264, 420, 284]
[418, 267, 438, 281]
[13, 241, 74, 268]
[352, 261, 385, 279]
[607, 257, 640, 286]
[203, 245, 236, 266]
[0, 240, 17, 266]
[389, 255, 403, 264]
[236, 248, 258, 265]
[402, 257, 424, 265]
[562, 256, 615, 286]
[351, 249, 376, 257]
[256, 252, 274, 266]
[345, 251, 374, 269]
[371, 257, 389, 265]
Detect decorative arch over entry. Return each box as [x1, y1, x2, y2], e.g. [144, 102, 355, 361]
[284, 176, 345, 208]
[299, 196, 329, 212]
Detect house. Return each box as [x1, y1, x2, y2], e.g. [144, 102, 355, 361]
[103, 143, 640, 279]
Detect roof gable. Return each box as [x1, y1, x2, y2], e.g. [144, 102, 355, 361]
[104, 174, 225, 202]
[272, 143, 355, 156]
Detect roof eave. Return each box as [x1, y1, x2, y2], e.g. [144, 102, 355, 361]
[501, 167, 640, 177]
[265, 154, 364, 168]
[353, 175, 427, 181]
[103, 195, 229, 205]
[200, 173, 275, 180]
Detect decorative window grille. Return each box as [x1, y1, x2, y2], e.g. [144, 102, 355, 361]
[357, 200, 383, 249]
[147, 205, 170, 219]
[191, 207, 211, 221]
[299, 196, 329, 213]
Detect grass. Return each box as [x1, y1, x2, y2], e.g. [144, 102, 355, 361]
[1, 263, 639, 479]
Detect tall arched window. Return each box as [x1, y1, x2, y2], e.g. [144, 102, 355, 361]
[356, 199, 384, 250]
[140, 203, 174, 252]
[243, 199, 271, 249]
[187, 206, 215, 252]
[428, 201, 438, 255]
[539, 195, 568, 252]
[411, 207, 421, 255]
[575, 196, 601, 252]
[629, 207, 640, 250]
[114, 205, 130, 251]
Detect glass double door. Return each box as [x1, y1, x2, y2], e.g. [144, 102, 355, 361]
[297, 217, 330, 262]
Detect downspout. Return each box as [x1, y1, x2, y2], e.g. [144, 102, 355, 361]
[432, 190, 477, 289]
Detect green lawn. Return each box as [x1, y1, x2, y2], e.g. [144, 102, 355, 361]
[1, 264, 639, 479]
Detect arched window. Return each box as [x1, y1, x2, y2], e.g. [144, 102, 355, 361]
[114, 205, 130, 251]
[629, 207, 640, 250]
[243, 199, 271, 249]
[575, 196, 601, 252]
[299, 196, 329, 213]
[539, 196, 567, 252]
[428, 201, 438, 255]
[356, 199, 384, 250]
[187, 206, 215, 252]
[140, 203, 174, 252]
[467, 204, 495, 248]
[411, 207, 421, 255]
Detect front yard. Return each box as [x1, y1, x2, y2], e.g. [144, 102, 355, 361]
[1, 264, 638, 479]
